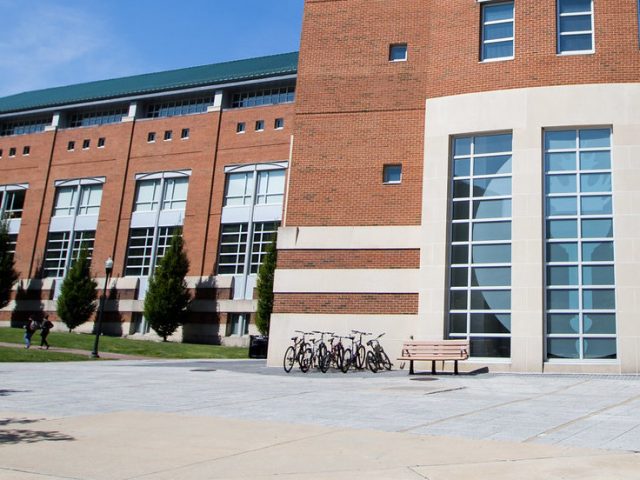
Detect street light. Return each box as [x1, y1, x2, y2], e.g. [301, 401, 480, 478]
[91, 257, 114, 359]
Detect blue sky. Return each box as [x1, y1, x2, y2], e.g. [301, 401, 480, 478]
[0, 0, 304, 97]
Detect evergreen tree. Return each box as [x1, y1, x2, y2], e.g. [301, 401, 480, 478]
[143, 233, 191, 341]
[56, 248, 97, 331]
[255, 240, 277, 336]
[0, 220, 19, 309]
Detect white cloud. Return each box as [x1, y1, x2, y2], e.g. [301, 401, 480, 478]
[0, 2, 139, 96]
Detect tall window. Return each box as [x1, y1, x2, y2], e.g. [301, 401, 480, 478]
[557, 0, 594, 54]
[544, 128, 616, 360]
[125, 172, 190, 276]
[44, 180, 103, 278]
[448, 133, 513, 358]
[217, 165, 286, 275]
[481, 2, 514, 61]
[0, 188, 26, 219]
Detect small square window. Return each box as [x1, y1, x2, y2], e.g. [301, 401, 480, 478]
[181, 128, 190, 139]
[0, 149, 3, 158]
[255, 120, 265, 131]
[236, 122, 246, 134]
[98, 137, 106, 148]
[147, 132, 156, 143]
[164, 130, 172, 141]
[383, 164, 402, 184]
[389, 44, 408, 62]
[9, 147, 16, 157]
[23, 146, 30, 155]
[67, 141, 75, 151]
[82, 139, 90, 149]
[274, 118, 284, 129]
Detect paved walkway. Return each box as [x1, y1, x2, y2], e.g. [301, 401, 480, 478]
[1, 360, 639, 479]
[0, 341, 153, 360]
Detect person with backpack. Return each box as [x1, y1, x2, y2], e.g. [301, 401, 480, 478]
[23, 316, 40, 349]
[39, 315, 54, 350]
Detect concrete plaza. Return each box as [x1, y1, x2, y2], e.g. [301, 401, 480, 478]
[1, 359, 639, 479]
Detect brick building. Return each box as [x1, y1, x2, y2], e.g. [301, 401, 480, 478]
[0, 53, 297, 345]
[2, 0, 640, 373]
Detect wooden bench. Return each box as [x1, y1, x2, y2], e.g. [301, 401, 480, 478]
[398, 340, 469, 375]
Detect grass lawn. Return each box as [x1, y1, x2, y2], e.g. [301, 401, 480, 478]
[0, 328, 249, 359]
[0, 346, 89, 362]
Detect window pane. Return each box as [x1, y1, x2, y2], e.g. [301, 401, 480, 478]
[470, 337, 510, 358]
[579, 129, 610, 148]
[453, 179, 471, 198]
[547, 242, 578, 262]
[548, 314, 580, 334]
[473, 177, 511, 197]
[547, 220, 577, 239]
[560, 15, 592, 32]
[449, 314, 467, 334]
[452, 201, 470, 220]
[472, 244, 511, 263]
[471, 267, 511, 286]
[454, 137, 471, 157]
[547, 197, 577, 216]
[474, 134, 512, 154]
[470, 313, 510, 334]
[484, 2, 513, 22]
[473, 155, 512, 175]
[545, 130, 576, 150]
[546, 174, 576, 193]
[582, 241, 614, 262]
[583, 338, 616, 360]
[583, 289, 615, 309]
[470, 290, 510, 310]
[451, 245, 469, 264]
[547, 338, 580, 359]
[547, 289, 579, 309]
[581, 196, 612, 215]
[582, 266, 615, 286]
[450, 290, 468, 309]
[450, 267, 468, 287]
[580, 173, 611, 193]
[483, 41, 513, 60]
[560, 34, 592, 52]
[472, 221, 510, 241]
[584, 314, 616, 334]
[452, 223, 469, 242]
[547, 266, 579, 286]
[454, 159, 470, 177]
[473, 199, 511, 219]
[582, 219, 613, 238]
[484, 23, 513, 41]
[546, 152, 576, 171]
[580, 151, 610, 170]
[559, 0, 591, 14]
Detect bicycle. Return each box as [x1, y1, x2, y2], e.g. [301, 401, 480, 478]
[366, 333, 392, 373]
[326, 334, 350, 373]
[283, 331, 313, 373]
[348, 330, 371, 370]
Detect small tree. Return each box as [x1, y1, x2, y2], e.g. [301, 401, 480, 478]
[255, 240, 277, 336]
[56, 248, 97, 331]
[143, 233, 191, 341]
[0, 220, 19, 309]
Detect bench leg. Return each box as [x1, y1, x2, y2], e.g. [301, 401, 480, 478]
[431, 360, 436, 375]
[409, 360, 414, 375]
[454, 360, 459, 375]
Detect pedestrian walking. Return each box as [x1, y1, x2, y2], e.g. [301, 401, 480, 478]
[23, 316, 40, 349]
[40, 315, 54, 350]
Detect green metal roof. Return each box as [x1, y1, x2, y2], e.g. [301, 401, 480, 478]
[0, 52, 298, 115]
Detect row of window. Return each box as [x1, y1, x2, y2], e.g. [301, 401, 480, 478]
[230, 86, 295, 109]
[147, 128, 189, 143]
[391, 0, 600, 64]
[446, 127, 616, 362]
[67, 138, 106, 151]
[236, 118, 284, 134]
[0, 146, 31, 158]
[0, 117, 51, 137]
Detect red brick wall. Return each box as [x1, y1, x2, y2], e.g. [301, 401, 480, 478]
[277, 249, 419, 269]
[273, 293, 419, 315]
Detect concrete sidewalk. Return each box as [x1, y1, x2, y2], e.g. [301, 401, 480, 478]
[1, 412, 638, 479]
[1, 360, 640, 479]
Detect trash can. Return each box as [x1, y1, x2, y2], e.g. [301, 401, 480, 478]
[248, 335, 269, 359]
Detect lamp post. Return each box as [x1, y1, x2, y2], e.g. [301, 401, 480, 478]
[91, 257, 113, 359]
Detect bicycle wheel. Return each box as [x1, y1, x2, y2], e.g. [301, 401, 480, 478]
[341, 348, 352, 373]
[319, 352, 331, 373]
[299, 348, 313, 373]
[366, 350, 379, 373]
[380, 350, 392, 371]
[334, 344, 345, 370]
[318, 342, 328, 358]
[283, 346, 295, 373]
[355, 345, 366, 370]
